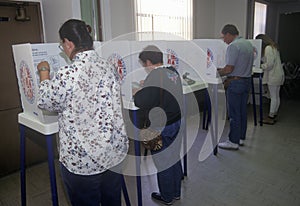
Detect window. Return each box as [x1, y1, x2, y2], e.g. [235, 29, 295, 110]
[135, 0, 193, 40]
[253, 2, 267, 38]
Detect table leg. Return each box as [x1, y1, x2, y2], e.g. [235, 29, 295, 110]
[183, 94, 187, 176]
[208, 85, 219, 155]
[46, 135, 58, 206]
[251, 76, 258, 126]
[213, 84, 218, 155]
[202, 91, 207, 130]
[259, 73, 263, 126]
[203, 89, 211, 130]
[132, 110, 143, 206]
[121, 175, 131, 206]
[20, 124, 26, 206]
[207, 90, 212, 131]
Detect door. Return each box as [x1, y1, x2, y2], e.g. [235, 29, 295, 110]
[278, 12, 300, 65]
[0, 1, 49, 176]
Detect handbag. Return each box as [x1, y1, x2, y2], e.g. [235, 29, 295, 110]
[139, 69, 164, 151]
[140, 124, 163, 151]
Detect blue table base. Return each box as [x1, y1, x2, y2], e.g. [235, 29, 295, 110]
[20, 124, 131, 206]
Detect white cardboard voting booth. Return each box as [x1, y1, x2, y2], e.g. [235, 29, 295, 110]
[12, 39, 261, 125]
[12, 43, 66, 124]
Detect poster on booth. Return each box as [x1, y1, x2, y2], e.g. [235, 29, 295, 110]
[192, 39, 227, 80]
[12, 43, 68, 124]
[99, 40, 132, 107]
[100, 40, 130, 82]
[165, 40, 206, 86]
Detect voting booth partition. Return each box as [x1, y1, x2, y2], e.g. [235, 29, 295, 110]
[13, 43, 61, 124]
[12, 39, 262, 136]
[12, 39, 261, 206]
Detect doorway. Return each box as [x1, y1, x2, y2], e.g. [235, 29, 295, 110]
[0, 0, 47, 176]
[278, 12, 300, 65]
[80, 0, 103, 41]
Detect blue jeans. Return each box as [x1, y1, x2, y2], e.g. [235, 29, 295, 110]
[60, 163, 122, 206]
[151, 120, 183, 202]
[226, 78, 250, 144]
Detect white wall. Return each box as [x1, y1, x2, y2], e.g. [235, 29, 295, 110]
[12, 0, 251, 42]
[193, 0, 215, 39]
[41, 0, 81, 42]
[214, 0, 248, 38]
[100, 0, 135, 41]
[10, 0, 299, 43]
[109, 0, 135, 40]
[102, 0, 248, 39]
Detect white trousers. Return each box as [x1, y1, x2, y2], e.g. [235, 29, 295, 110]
[268, 85, 281, 117]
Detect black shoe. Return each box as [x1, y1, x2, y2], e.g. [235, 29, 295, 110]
[263, 116, 275, 125]
[151, 192, 173, 205]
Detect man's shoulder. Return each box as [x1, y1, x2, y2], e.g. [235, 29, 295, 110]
[230, 38, 252, 50]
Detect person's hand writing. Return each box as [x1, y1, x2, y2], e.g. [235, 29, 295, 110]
[37, 61, 50, 82]
[139, 80, 145, 87]
[132, 87, 141, 96]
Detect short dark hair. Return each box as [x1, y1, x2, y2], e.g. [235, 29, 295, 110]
[139, 45, 163, 65]
[59, 19, 93, 53]
[221, 24, 239, 35]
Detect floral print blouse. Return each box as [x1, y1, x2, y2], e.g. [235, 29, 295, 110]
[38, 50, 128, 175]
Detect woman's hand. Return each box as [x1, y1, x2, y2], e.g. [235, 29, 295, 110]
[132, 87, 141, 96]
[37, 61, 50, 82]
[139, 80, 145, 87]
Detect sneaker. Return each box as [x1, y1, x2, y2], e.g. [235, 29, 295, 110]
[151, 192, 173, 205]
[239, 139, 245, 146]
[218, 140, 239, 150]
[263, 116, 275, 125]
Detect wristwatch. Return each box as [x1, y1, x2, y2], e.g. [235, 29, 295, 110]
[38, 67, 50, 73]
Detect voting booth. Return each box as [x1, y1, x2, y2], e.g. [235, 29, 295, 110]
[12, 43, 64, 124]
[12, 39, 261, 206]
[12, 39, 261, 125]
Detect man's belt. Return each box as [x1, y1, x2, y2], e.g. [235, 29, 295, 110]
[226, 76, 250, 80]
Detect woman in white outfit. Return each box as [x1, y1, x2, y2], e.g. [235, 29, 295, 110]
[255, 34, 285, 124]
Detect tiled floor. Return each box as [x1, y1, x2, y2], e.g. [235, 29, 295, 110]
[1, 91, 300, 206]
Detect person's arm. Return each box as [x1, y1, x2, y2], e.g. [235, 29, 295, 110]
[134, 70, 160, 109]
[217, 65, 234, 76]
[217, 43, 237, 76]
[37, 64, 69, 112]
[261, 46, 276, 71]
[134, 86, 160, 108]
